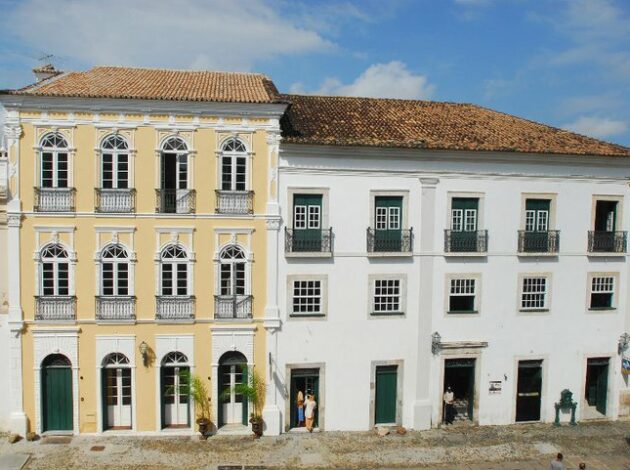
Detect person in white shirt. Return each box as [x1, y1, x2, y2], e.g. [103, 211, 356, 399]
[304, 394, 317, 432]
[443, 386, 455, 425]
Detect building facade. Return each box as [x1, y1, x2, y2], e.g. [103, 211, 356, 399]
[0, 128, 10, 430]
[0, 67, 286, 435]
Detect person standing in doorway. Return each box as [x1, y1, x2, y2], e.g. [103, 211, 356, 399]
[550, 453, 565, 470]
[305, 394, 317, 432]
[443, 386, 455, 425]
[296, 391, 305, 428]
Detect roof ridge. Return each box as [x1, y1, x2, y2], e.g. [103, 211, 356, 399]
[281, 93, 470, 107]
[92, 65, 270, 78]
[14, 70, 73, 94]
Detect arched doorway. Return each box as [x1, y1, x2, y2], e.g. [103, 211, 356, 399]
[161, 352, 190, 428]
[218, 351, 248, 427]
[102, 353, 132, 430]
[41, 354, 73, 432]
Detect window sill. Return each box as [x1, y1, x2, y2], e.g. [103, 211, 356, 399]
[96, 319, 136, 325]
[518, 309, 549, 314]
[367, 252, 413, 258]
[447, 311, 479, 315]
[370, 312, 405, 317]
[289, 313, 326, 319]
[443, 252, 487, 258]
[587, 252, 626, 258]
[517, 252, 558, 257]
[285, 252, 333, 259]
[588, 307, 617, 312]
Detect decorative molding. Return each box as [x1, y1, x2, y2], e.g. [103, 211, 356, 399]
[265, 217, 282, 231]
[3, 124, 23, 144]
[7, 214, 22, 228]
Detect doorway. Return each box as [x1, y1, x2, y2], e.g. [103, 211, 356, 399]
[42, 354, 73, 432]
[161, 352, 190, 428]
[585, 357, 609, 417]
[218, 351, 248, 427]
[375, 365, 398, 425]
[102, 353, 132, 430]
[290, 368, 320, 429]
[516, 360, 543, 422]
[159, 152, 188, 213]
[444, 358, 475, 422]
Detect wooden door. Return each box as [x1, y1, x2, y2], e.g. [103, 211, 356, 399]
[375, 366, 397, 424]
[42, 356, 73, 432]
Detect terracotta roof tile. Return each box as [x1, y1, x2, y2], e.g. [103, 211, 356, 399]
[280, 94, 630, 157]
[11, 66, 285, 104]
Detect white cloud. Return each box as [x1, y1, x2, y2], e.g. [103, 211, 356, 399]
[2, 0, 337, 71]
[291, 61, 435, 100]
[563, 116, 628, 139]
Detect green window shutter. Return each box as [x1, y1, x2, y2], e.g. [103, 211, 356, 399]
[451, 198, 478, 232]
[596, 363, 609, 415]
[374, 196, 403, 251]
[293, 194, 323, 251]
[525, 199, 551, 232]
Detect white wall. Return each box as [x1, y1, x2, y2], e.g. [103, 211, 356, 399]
[276, 146, 630, 431]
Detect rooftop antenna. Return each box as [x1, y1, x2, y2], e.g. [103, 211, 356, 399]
[33, 54, 62, 82]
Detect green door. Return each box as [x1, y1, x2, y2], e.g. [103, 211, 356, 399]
[375, 365, 397, 424]
[524, 199, 551, 252]
[451, 198, 479, 252]
[587, 358, 609, 415]
[293, 194, 323, 251]
[42, 355, 73, 432]
[374, 196, 403, 251]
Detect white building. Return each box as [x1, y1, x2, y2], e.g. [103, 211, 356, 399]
[0, 112, 10, 430]
[273, 94, 630, 432]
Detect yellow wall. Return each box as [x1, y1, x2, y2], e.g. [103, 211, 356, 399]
[16, 111, 274, 433]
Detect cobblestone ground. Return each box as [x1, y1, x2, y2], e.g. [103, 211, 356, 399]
[1, 421, 630, 469]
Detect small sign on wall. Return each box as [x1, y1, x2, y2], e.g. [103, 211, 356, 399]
[489, 380, 502, 394]
[622, 357, 630, 375]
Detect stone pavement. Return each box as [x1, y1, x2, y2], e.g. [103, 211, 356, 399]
[1, 421, 629, 469]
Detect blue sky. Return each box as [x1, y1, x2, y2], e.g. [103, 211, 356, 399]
[1, 0, 629, 145]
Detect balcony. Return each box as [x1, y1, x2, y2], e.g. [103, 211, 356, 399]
[34, 187, 75, 212]
[95, 188, 136, 213]
[35, 296, 76, 321]
[96, 296, 136, 322]
[0, 156, 7, 199]
[444, 230, 488, 254]
[156, 295, 195, 321]
[155, 189, 196, 214]
[215, 190, 254, 215]
[588, 231, 627, 254]
[367, 228, 413, 254]
[214, 295, 253, 320]
[518, 230, 560, 254]
[285, 228, 333, 255]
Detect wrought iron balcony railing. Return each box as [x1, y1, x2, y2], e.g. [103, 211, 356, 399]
[215, 190, 254, 215]
[35, 296, 76, 321]
[367, 228, 413, 253]
[214, 295, 253, 320]
[518, 230, 560, 254]
[95, 188, 136, 213]
[155, 189, 196, 214]
[285, 228, 333, 254]
[156, 295, 195, 320]
[588, 231, 627, 253]
[444, 230, 488, 253]
[96, 296, 136, 321]
[34, 187, 76, 212]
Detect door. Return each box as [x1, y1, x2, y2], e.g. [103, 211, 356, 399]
[593, 201, 618, 251]
[374, 196, 403, 251]
[103, 367, 132, 429]
[290, 369, 320, 429]
[585, 358, 609, 416]
[160, 153, 188, 213]
[162, 366, 190, 427]
[524, 199, 551, 252]
[293, 194, 323, 251]
[516, 360, 543, 422]
[451, 198, 479, 252]
[444, 358, 475, 421]
[219, 364, 246, 425]
[42, 354, 73, 432]
[375, 365, 398, 425]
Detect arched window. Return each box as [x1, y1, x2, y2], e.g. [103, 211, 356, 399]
[101, 135, 129, 190]
[219, 245, 246, 296]
[220, 138, 247, 192]
[103, 352, 130, 367]
[40, 243, 69, 296]
[100, 244, 130, 296]
[161, 137, 188, 190]
[162, 351, 189, 366]
[160, 244, 189, 296]
[40, 133, 69, 188]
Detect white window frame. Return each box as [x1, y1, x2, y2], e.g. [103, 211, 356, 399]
[99, 244, 133, 296]
[159, 244, 191, 296]
[519, 275, 550, 311]
[287, 188, 330, 231]
[369, 191, 409, 231]
[588, 273, 617, 310]
[218, 245, 249, 296]
[520, 194, 557, 231]
[446, 276, 480, 314]
[39, 133, 70, 189]
[39, 243, 71, 296]
[369, 274, 406, 316]
[100, 134, 130, 190]
[219, 138, 249, 192]
[160, 136, 190, 190]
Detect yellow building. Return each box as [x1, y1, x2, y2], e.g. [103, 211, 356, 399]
[0, 66, 286, 435]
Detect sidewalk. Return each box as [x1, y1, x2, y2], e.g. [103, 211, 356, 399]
[1, 421, 629, 469]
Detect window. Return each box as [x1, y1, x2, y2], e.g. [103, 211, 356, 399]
[292, 280, 322, 315]
[451, 198, 478, 232]
[375, 196, 401, 231]
[525, 199, 550, 232]
[370, 195, 411, 253]
[219, 245, 247, 296]
[520, 276, 549, 310]
[40, 243, 70, 296]
[590, 276, 615, 309]
[161, 137, 188, 190]
[160, 244, 189, 296]
[101, 135, 129, 189]
[40, 133, 69, 188]
[448, 278, 477, 313]
[373, 279, 402, 314]
[100, 244, 130, 296]
[220, 138, 247, 191]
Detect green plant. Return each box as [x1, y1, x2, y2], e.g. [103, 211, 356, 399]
[166, 371, 211, 422]
[221, 366, 265, 420]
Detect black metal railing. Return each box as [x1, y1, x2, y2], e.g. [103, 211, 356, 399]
[444, 230, 488, 253]
[588, 231, 627, 253]
[35, 296, 76, 321]
[34, 187, 76, 212]
[95, 188, 136, 213]
[518, 230, 560, 254]
[285, 228, 333, 254]
[214, 295, 253, 320]
[155, 295, 195, 320]
[96, 296, 136, 321]
[367, 228, 413, 253]
[215, 190, 254, 215]
[155, 189, 196, 214]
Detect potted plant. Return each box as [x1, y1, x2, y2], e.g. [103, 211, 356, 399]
[222, 366, 266, 438]
[171, 372, 213, 439]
